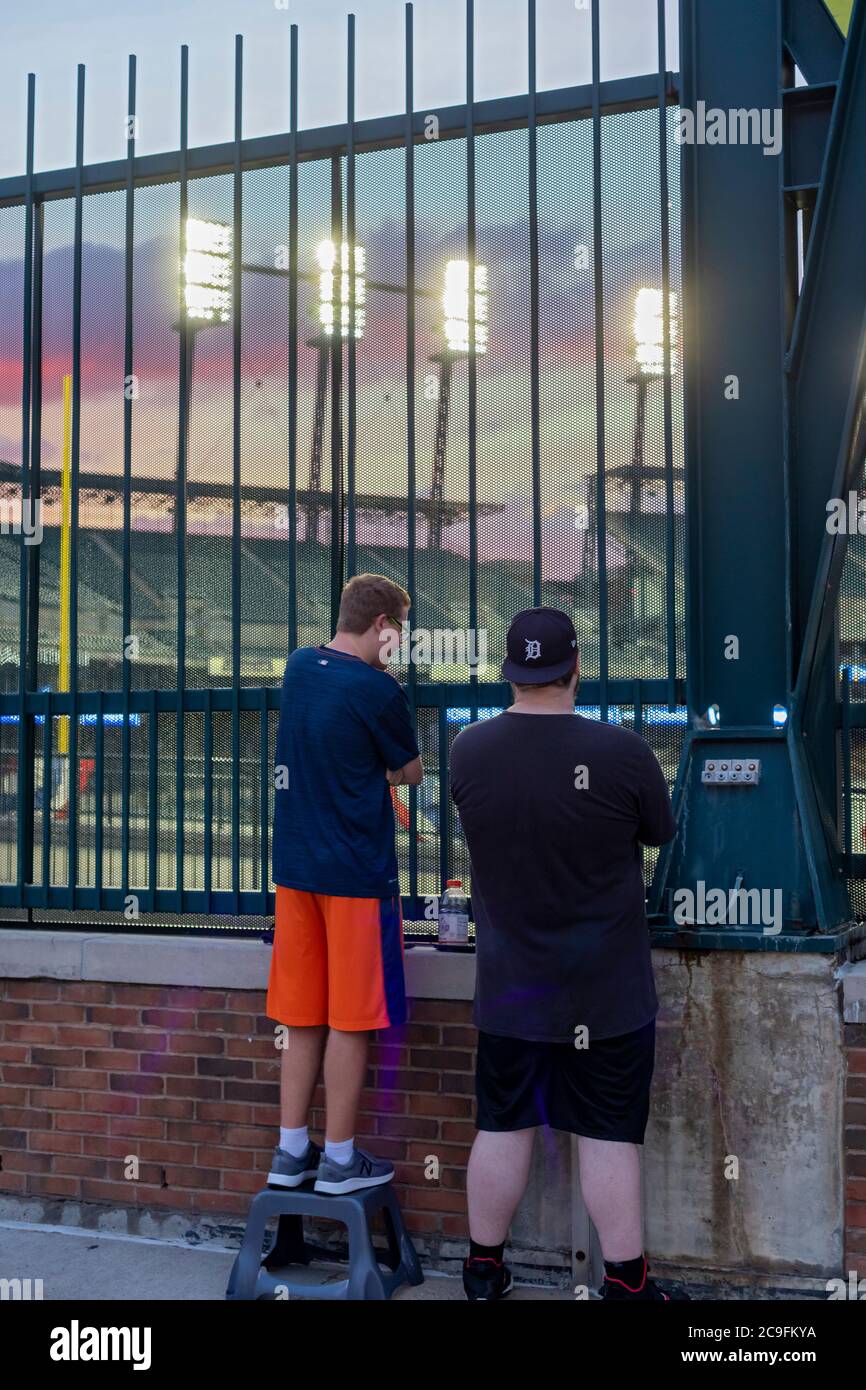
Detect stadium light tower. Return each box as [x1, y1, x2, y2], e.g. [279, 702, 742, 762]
[443, 258, 488, 356]
[316, 238, 367, 340]
[624, 286, 679, 636]
[429, 259, 488, 549]
[629, 286, 678, 478]
[304, 239, 366, 543]
[175, 217, 232, 535]
[184, 217, 232, 324]
[633, 286, 678, 378]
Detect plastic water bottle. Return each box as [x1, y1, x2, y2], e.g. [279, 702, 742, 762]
[438, 879, 469, 947]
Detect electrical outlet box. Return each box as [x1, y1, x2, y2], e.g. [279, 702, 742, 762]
[701, 758, 761, 786]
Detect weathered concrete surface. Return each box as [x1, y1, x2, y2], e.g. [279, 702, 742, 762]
[0, 931, 475, 1000]
[645, 949, 845, 1281]
[507, 1127, 572, 1281]
[840, 959, 866, 1022]
[0, 1221, 571, 1300]
[0, 929, 271, 990]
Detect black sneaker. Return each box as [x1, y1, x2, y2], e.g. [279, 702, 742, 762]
[600, 1257, 691, 1301]
[463, 1256, 514, 1301]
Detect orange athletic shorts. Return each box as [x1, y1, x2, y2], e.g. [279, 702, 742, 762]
[266, 886, 406, 1031]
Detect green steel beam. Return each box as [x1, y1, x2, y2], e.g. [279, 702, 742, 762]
[788, 0, 866, 925]
[789, 0, 866, 687]
[784, 0, 845, 81]
[654, 0, 858, 933]
[782, 82, 837, 193]
[678, 0, 788, 727]
[0, 74, 674, 209]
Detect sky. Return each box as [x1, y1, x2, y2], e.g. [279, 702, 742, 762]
[0, 0, 683, 579]
[0, 0, 679, 179]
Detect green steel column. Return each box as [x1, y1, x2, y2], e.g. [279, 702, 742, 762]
[788, 0, 866, 926]
[653, 0, 840, 932]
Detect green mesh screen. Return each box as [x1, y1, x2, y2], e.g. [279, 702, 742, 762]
[0, 98, 686, 932]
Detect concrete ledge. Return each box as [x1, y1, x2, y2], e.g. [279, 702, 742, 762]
[0, 930, 271, 990]
[404, 946, 475, 1000]
[0, 930, 476, 1002]
[839, 959, 866, 1022]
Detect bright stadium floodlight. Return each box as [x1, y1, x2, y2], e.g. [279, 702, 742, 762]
[316, 239, 366, 339]
[443, 259, 488, 355]
[633, 286, 678, 376]
[183, 218, 232, 324]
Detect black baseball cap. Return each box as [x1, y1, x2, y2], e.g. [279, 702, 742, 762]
[501, 607, 579, 684]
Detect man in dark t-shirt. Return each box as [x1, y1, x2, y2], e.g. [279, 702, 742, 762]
[450, 607, 683, 1302]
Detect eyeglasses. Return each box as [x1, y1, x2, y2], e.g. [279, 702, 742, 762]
[384, 615, 407, 633]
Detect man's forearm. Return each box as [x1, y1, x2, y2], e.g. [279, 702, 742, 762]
[387, 758, 423, 787]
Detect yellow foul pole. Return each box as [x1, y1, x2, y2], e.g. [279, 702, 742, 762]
[824, 1, 853, 34]
[58, 373, 72, 756]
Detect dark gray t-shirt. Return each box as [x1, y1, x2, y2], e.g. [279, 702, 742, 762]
[449, 711, 676, 1043]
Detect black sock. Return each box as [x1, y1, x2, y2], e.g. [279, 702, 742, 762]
[469, 1238, 505, 1265]
[603, 1254, 647, 1291]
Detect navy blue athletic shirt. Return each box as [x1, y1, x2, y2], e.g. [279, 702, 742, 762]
[272, 645, 419, 899]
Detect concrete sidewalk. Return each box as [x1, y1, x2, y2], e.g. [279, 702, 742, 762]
[0, 1221, 572, 1301]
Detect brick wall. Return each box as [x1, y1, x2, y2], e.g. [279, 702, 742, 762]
[0, 978, 478, 1263]
[845, 1021, 866, 1279]
[6, 970, 856, 1285]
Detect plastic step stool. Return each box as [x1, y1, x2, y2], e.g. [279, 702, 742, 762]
[225, 1181, 424, 1301]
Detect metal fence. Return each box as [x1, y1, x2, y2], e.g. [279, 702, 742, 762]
[0, 0, 686, 935]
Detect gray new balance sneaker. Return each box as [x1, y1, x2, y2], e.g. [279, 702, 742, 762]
[313, 1147, 395, 1195]
[267, 1140, 322, 1188]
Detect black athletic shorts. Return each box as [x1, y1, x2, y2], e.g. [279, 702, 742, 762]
[475, 1018, 656, 1144]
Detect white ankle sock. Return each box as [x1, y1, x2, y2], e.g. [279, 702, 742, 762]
[280, 1125, 309, 1158]
[325, 1137, 355, 1167]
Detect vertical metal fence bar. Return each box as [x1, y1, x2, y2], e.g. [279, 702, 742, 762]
[147, 692, 158, 910]
[17, 72, 36, 902]
[590, 0, 609, 720]
[42, 693, 52, 904]
[466, 0, 478, 724]
[203, 688, 213, 908]
[95, 690, 104, 898]
[405, 2, 419, 907]
[175, 46, 189, 908]
[842, 673, 852, 856]
[346, 13, 358, 579]
[657, 0, 677, 711]
[288, 24, 299, 652]
[121, 54, 136, 905]
[28, 204, 43, 792]
[438, 700, 450, 893]
[528, 0, 542, 608]
[634, 683, 645, 880]
[231, 34, 244, 909]
[259, 693, 269, 914]
[68, 63, 86, 907]
[329, 155, 344, 632]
